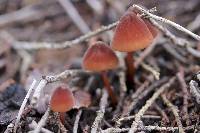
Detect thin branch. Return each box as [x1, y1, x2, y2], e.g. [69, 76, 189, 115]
[177, 69, 190, 125]
[33, 107, 51, 133]
[91, 90, 108, 133]
[73, 110, 82, 133]
[101, 125, 194, 133]
[189, 80, 200, 104]
[128, 77, 176, 133]
[133, 5, 200, 41]
[161, 95, 185, 133]
[117, 115, 161, 123]
[31, 79, 47, 106]
[11, 6, 158, 50]
[13, 22, 118, 50]
[125, 77, 168, 116]
[31, 69, 89, 106]
[140, 62, 160, 80]
[57, 0, 90, 34]
[29, 121, 53, 133]
[13, 79, 37, 133]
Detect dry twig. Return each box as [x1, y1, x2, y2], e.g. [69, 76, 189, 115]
[161, 95, 185, 133]
[128, 77, 176, 133]
[177, 69, 190, 125]
[29, 121, 53, 133]
[13, 80, 37, 133]
[73, 110, 82, 133]
[101, 125, 194, 133]
[132, 5, 200, 41]
[57, 0, 90, 34]
[189, 80, 200, 104]
[91, 90, 108, 133]
[31, 69, 89, 106]
[32, 107, 51, 133]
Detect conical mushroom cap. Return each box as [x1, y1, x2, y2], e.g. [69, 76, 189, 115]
[111, 10, 153, 52]
[82, 41, 118, 72]
[143, 19, 158, 38]
[50, 87, 75, 112]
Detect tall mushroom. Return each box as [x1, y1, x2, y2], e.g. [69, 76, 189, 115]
[50, 86, 75, 124]
[82, 41, 118, 104]
[111, 9, 156, 88]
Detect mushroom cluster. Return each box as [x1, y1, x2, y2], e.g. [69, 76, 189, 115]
[81, 7, 158, 103]
[50, 7, 158, 123]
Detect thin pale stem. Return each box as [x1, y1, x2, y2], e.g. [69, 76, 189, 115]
[101, 71, 117, 105]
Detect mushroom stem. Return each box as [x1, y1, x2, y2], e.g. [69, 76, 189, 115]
[125, 52, 135, 89]
[101, 71, 117, 105]
[59, 112, 65, 125]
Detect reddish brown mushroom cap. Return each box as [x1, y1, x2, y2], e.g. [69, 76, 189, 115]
[50, 87, 75, 112]
[143, 19, 158, 38]
[111, 10, 153, 52]
[82, 41, 118, 72]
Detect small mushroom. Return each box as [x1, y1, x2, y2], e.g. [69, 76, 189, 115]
[82, 41, 118, 105]
[111, 9, 154, 88]
[50, 86, 75, 124]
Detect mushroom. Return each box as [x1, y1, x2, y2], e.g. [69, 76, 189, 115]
[50, 86, 75, 124]
[111, 9, 155, 88]
[82, 41, 118, 104]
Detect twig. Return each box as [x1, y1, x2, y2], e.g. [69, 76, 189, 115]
[73, 110, 82, 133]
[162, 44, 187, 64]
[57, 0, 90, 34]
[153, 103, 170, 123]
[31, 69, 88, 106]
[128, 77, 176, 133]
[33, 107, 51, 133]
[0, 6, 41, 27]
[140, 62, 160, 80]
[91, 90, 108, 133]
[13, 22, 118, 50]
[161, 94, 185, 133]
[13, 79, 37, 133]
[101, 125, 194, 133]
[31, 79, 48, 106]
[187, 13, 200, 31]
[29, 121, 53, 133]
[148, 17, 200, 58]
[177, 68, 190, 125]
[120, 81, 149, 119]
[126, 77, 168, 115]
[86, 0, 104, 15]
[117, 115, 161, 123]
[133, 5, 200, 41]
[4, 123, 14, 133]
[135, 40, 159, 68]
[11, 6, 156, 50]
[189, 80, 200, 104]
